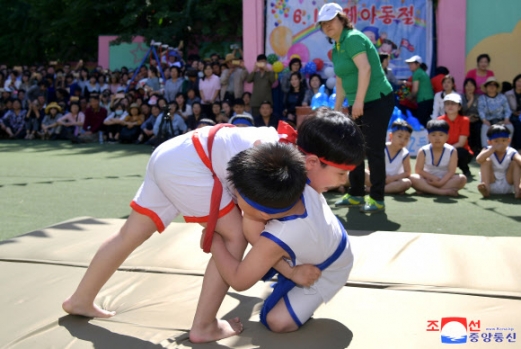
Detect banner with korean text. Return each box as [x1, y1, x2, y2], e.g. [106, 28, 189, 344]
[265, 0, 433, 79]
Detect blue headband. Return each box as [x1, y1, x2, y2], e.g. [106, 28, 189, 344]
[427, 127, 449, 134]
[232, 119, 253, 127]
[238, 190, 298, 214]
[391, 125, 412, 133]
[488, 132, 510, 140]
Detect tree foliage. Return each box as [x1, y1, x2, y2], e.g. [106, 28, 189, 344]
[0, 0, 242, 65]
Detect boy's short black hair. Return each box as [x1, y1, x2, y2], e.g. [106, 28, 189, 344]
[233, 98, 245, 107]
[426, 119, 449, 133]
[227, 143, 306, 210]
[391, 120, 413, 134]
[297, 108, 365, 168]
[256, 54, 267, 62]
[260, 100, 272, 107]
[486, 124, 511, 138]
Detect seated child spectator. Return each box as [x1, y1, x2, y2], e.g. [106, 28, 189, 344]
[119, 103, 144, 143]
[40, 102, 63, 140]
[476, 125, 521, 198]
[135, 104, 155, 144]
[410, 119, 467, 196]
[56, 102, 85, 139]
[232, 98, 252, 117]
[335, 120, 412, 200]
[103, 103, 128, 143]
[0, 98, 26, 139]
[208, 111, 365, 333]
[24, 100, 42, 139]
[381, 120, 413, 194]
[229, 114, 254, 127]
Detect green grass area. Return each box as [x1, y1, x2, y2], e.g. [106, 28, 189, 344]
[1, 140, 520, 240]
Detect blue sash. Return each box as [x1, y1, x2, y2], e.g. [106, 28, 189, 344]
[259, 222, 348, 330]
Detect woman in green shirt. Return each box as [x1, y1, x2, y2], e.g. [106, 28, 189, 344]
[405, 55, 434, 127]
[318, 3, 394, 213]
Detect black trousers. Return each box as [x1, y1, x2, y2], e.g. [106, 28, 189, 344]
[349, 92, 395, 201]
[415, 99, 434, 128]
[456, 147, 471, 174]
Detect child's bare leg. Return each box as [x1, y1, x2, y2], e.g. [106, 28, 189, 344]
[440, 174, 467, 190]
[478, 160, 493, 197]
[506, 162, 521, 198]
[385, 178, 412, 194]
[62, 210, 157, 317]
[265, 298, 299, 333]
[410, 174, 449, 195]
[189, 206, 247, 343]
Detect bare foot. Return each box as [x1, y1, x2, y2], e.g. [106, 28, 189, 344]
[477, 183, 489, 198]
[189, 318, 243, 343]
[62, 296, 115, 318]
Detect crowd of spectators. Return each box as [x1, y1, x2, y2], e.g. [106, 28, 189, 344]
[1, 49, 520, 153]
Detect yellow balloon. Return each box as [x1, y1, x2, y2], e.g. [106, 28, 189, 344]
[272, 61, 284, 73]
[270, 26, 293, 57]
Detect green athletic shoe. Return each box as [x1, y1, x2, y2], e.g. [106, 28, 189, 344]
[360, 196, 385, 213]
[334, 194, 364, 207]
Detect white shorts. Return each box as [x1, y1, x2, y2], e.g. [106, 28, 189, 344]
[284, 245, 353, 326]
[131, 132, 235, 232]
[490, 178, 514, 195]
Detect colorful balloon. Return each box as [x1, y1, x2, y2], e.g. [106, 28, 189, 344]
[312, 58, 324, 71]
[326, 77, 336, 90]
[267, 53, 279, 64]
[270, 26, 293, 57]
[324, 67, 335, 78]
[272, 61, 284, 73]
[287, 43, 310, 63]
[305, 61, 317, 75]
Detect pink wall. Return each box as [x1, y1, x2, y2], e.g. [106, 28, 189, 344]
[98, 36, 146, 69]
[436, 0, 467, 89]
[242, 0, 265, 92]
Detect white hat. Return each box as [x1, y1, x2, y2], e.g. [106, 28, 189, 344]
[317, 3, 343, 24]
[405, 55, 423, 64]
[443, 93, 462, 104]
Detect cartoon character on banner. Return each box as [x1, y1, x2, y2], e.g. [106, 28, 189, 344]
[379, 34, 401, 60]
[361, 26, 382, 48]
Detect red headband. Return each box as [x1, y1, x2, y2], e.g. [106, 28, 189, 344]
[299, 147, 357, 171]
[277, 120, 298, 144]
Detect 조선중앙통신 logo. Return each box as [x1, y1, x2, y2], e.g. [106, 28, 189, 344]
[426, 317, 517, 344]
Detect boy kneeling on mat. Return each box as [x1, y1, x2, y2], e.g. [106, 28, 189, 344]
[207, 111, 365, 332]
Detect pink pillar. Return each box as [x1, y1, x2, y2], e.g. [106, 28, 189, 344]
[242, 0, 265, 92]
[437, 0, 467, 89]
[98, 36, 118, 69]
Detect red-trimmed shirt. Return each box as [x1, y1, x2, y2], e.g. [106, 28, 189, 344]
[437, 114, 473, 155]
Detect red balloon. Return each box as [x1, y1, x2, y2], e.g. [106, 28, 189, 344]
[312, 58, 324, 71]
[327, 49, 333, 61]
